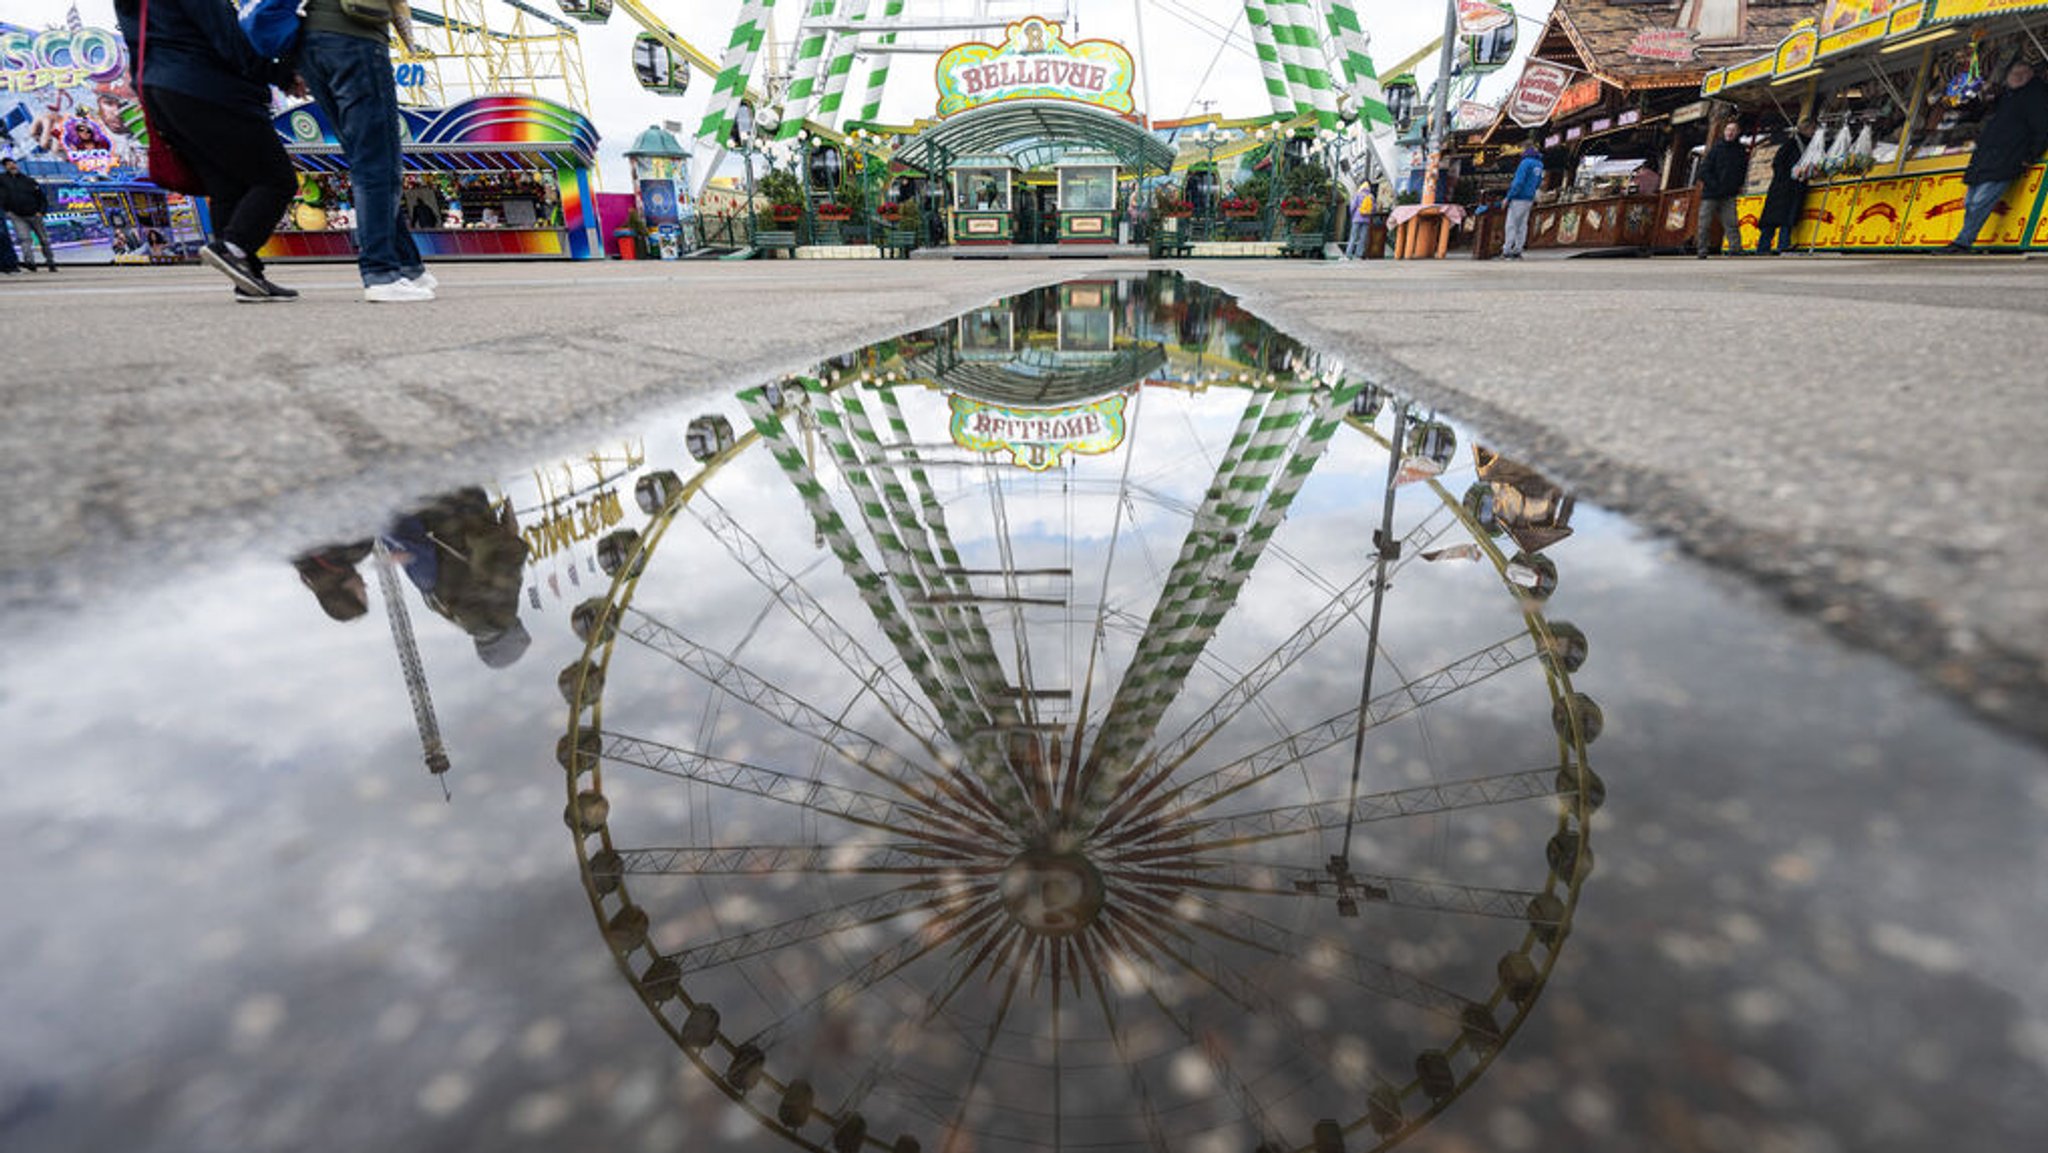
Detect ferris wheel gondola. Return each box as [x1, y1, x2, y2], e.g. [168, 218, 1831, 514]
[631, 32, 690, 96]
[556, 0, 611, 23]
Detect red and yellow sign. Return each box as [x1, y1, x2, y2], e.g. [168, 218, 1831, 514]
[1930, 0, 2048, 20]
[1776, 27, 1819, 74]
[1821, 0, 1898, 34]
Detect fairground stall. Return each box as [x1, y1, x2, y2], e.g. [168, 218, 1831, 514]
[261, 94, 604, 262]
[1467, 0, 1815, 258]
[890, 16, 1174, 251]
[1, 16, 206, 264]
[1702, 0, 2048, 253]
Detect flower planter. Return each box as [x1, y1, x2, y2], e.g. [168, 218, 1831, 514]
[771, 206, 802, 224]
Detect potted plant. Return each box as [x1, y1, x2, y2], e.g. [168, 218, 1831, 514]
[1282, 160, 1332, 229]
[760, 169, 803, 224]
[816, 201, 852, 221]
[1153, 185, 1193, 218]
[1221, 196, 1260, 219]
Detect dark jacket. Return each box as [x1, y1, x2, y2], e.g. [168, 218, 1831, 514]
[115, 0, 285, 110]
[1758, 133, 1808, 227]
[1964, 76, 2048, 186]
[0, 171, 47, 216]
[1698, 138, 1749, 200]
[304, 0, 392, 43]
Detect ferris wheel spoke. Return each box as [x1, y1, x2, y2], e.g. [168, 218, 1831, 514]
[666, 878, 988, 979]
[746, 892, 1006, 1055]
[617, 609, 1021, 835]
[603, 842, 981, 879]
[1070, 932, 1176, 1153]
[1093, 908, 1284, 1143]
[688, 492, 956, 763]
[938, 950, 1029, 1153]
[1094, 633, 1540, 843]
[1108, 859, 1545, 921]
[599, 731, 981, 850]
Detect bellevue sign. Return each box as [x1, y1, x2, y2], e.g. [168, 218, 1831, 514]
[936, 17, 1136, 117]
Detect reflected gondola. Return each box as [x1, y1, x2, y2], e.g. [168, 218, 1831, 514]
[556, 0, 611, 23]
[631, 33, 690, 96]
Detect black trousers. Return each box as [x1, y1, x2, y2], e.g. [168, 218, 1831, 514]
[142, 85, 296, 264]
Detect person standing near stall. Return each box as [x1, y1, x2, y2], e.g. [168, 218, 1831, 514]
[0, 158, 58, 271]
[296, 0, 436, 302]
[1757, 120, 1814, 255]
[1343, 182, 1377, 260]
[1947, 59, 2048, 253]
[113, 0, 299, 299]
[1695, 119, 1750, 258]
[1500, 144, 1542, 261]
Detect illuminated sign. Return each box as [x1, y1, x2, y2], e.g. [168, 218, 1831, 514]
[935, 17, 1135, 117]
[0, 24, 126, 92]
[949, 393, 1131, 471]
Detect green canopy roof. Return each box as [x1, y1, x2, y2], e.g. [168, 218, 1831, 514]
[895, 101, 1177, 175]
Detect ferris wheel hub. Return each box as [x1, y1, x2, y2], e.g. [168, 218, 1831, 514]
[997, 849, 1106, 938]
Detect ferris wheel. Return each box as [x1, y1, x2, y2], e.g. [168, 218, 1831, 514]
[554, 277, 1602, 1153]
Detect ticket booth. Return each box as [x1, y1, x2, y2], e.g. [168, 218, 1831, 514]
[1056, 154, 1119, 244]
[951, 156, 1015, 245]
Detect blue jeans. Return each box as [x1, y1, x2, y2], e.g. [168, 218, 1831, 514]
[1757, 221, 1794, 252]
[1344, 216, 1369, 257]
[1952, 179, 2009, 249]
[298, 31, 423, 285]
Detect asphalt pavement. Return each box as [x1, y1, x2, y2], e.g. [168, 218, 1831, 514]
[1, 252, 2041, 740]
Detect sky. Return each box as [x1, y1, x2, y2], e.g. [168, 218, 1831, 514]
[11, 0, 1555, 185]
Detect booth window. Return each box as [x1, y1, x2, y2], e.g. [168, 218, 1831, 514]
[958, 171, 1010, 211]
[1059, 167, 1115, 211]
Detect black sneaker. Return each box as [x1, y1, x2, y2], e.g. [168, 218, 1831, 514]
[201, 241, 267, 294]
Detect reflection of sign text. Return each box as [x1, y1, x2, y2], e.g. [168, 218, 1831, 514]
[524, 489, 625, 563]
[949, 393, 1130, 471]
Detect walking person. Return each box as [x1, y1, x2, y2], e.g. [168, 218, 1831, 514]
[296, 0, 435, 303]
[1695, 119, 1750, 258]
[1756, 120, 1814, 255]
[0, 158, 59, 271]
[1500, 143, 1542, 260]
[113, 0, 299, 299]
[1342, 182, 1376, 260]
[1946, 59, 2048, 252]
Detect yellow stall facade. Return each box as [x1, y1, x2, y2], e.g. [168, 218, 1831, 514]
[1703, 1, 2048, 252]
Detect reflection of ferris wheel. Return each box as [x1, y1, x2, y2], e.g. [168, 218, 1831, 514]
[556, 310, 1603, 1153]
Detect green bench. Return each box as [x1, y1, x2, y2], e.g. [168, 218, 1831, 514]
[753, 230, 798, 258]
[1284, 231, 1326, 259]
[810, 222, 845, 247]
[881, 229, 918, 258]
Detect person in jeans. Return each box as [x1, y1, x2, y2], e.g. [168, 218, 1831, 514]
[113, 0, 298, 299]
[1695, 119, 1750, 258]
[0, 198, 19, 273]
[1342, 183, 1376, 259]
[1947, 60, 2048, 252]
[297, 0, 435, 302]
[0, 158, 59, 270]
[1501, 144, 1542, 260]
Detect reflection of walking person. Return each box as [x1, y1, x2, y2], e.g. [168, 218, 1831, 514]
[1501, 144, 1542, 260]
[0, 158, 58, 271]
[1946, 60, 2048, 253]
[1695, 120, 1749, 258]
[297, 0, 437, 302]
[114, 0, 300, 300]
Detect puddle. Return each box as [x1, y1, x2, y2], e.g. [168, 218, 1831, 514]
[4, 273, 2046, 1153]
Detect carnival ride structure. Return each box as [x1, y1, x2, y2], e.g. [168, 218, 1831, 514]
[552, 274, 1605, 1153]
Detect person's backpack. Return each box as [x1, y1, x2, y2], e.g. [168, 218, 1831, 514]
[238, 0, 307, 60]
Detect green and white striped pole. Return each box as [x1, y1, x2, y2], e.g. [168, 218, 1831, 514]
[777, 0, 840, 140]
[813, 0, 869, 130]
[695, 0, 780, 145]
[1244, 2, 1297, 119]
[1277, 0, 1341, 130]
[1325, 0, 1389, 124]
[856, 0, 905, 124]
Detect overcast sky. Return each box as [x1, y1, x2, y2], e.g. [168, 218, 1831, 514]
[13, 0, 1554, 182]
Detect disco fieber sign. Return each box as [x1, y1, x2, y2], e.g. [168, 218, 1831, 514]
[935, 17, 1136, 117]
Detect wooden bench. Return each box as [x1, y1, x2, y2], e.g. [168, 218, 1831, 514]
[881, 228, 918, 258]
[810, 221, 845, 247]
[753, 230, 798, 258]
[1284, 231, 1326, 259]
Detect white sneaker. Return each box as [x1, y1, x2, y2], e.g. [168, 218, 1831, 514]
[407, 270, 438, 292]
[364, 279, 435, 303]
